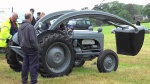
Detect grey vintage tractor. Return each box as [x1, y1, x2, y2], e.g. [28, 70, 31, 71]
[6, 10, 145, 78]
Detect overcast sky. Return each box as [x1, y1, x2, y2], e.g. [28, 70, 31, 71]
[0, 0, 150, 14]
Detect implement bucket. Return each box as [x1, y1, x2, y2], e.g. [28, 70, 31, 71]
[115, 27, 145, 56]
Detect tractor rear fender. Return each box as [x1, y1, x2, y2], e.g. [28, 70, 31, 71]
[10, 30, 65, 58]
[37, 30, 65, 41]
[8, 33, 24, 57]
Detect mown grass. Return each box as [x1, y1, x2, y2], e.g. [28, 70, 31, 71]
[0, 23, 150, 84]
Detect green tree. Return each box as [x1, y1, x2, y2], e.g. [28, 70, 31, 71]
[133, 4, 143, 14]
[93, 1, 125, 15]
[124, 4, 137, 16]
[109, 1, 125, 15]
[143, 3, 150, 20]
[118, 10, 132, 21]
[92, 1, 144, 22]
[93, 3, 110, 12]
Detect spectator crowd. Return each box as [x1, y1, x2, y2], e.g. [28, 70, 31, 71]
[0, 8, 45, 53]
[0, 8, 45, 84]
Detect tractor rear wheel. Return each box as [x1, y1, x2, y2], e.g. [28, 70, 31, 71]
[5, 42, 22, 72]
[38, 33, 75, 77]
[97, 49, 118, 72]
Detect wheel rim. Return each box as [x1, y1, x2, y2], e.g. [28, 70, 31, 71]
[103, 55, 116, 71]
[45, 42, 71, 73]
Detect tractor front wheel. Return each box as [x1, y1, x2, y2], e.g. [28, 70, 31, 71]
[97, 49, 118, 72]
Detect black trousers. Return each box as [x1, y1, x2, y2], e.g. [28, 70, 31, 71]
[21, 48, 39, 84]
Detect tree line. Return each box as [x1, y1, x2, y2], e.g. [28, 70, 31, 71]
[82, 1, 150, 23]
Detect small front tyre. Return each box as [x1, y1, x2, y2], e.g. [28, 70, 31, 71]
[97, 49, 118, 72]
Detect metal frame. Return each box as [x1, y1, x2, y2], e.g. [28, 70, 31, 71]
[34, 10, 76, 29]
[49, 10, 136, 30]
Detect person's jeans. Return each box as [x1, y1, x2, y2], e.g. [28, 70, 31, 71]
[22, 49, 39, 84]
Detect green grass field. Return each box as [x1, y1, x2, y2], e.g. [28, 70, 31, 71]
[0, 23, 150, 84]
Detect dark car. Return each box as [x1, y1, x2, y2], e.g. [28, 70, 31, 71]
[67, 18, 92, 30]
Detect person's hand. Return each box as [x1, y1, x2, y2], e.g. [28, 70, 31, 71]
[68, 28, 73, 32]
[67, 28, 73, 35]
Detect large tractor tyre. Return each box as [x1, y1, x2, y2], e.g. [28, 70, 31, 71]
[38, 33, 75, 78]
[74, 59, 85, 67]
[97, 49, 118, 72]
[5, 42, 22, 72]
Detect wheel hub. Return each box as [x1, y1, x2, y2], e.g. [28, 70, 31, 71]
[53, 52, 63, 63]
[46, 46, 65, 68]
[105, 60, 112, 68]
[104, 55, 115, 71]
[45, 42, 71, 73]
